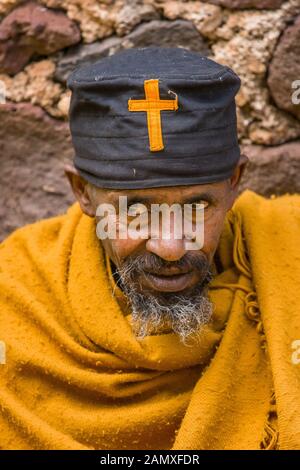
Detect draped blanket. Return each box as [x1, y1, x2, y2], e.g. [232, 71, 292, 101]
[0, 190, 300, 450]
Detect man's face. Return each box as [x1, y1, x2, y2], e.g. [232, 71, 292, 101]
[66, 160, 246, 344]
[95, 182, 231, 288]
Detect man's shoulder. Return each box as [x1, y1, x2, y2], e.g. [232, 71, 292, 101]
[222, 190, 300, 264]
[233, 189, 300, 221]
[0, 202, 82, 267]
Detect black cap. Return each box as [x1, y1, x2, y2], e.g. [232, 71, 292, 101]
[67, 46, 241, 189]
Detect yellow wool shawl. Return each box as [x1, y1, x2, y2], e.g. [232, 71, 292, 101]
[1, 190, 300, 450]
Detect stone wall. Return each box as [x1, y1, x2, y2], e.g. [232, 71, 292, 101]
[0, 0, 299, 240]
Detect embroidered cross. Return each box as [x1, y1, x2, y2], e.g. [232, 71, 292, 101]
[128, 79, 178, 152]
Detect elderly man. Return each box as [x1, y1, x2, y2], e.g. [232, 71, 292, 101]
[0, 47, 300, 451]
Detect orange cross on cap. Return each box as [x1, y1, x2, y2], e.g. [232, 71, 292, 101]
[128, 79, 178, 152]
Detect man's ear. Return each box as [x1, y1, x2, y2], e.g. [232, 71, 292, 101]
[226, 153, 249, 209]
[64, 163, 95, 217]
[229, 153, 249, 190]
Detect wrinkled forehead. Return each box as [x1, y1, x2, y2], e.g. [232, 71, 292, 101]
[89, 181, 230, 206]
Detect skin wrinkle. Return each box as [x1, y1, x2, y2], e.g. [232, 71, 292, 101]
[65, 154, 248, 344]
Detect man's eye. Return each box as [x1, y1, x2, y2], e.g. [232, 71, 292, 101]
[191, 200, 209, 210]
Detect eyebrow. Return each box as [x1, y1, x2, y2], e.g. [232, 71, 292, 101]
[182, 193, 215, 205]
[110, 192, 215, 207]
[109, 195, 152, 208]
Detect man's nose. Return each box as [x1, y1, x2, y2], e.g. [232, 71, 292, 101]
[145, 215, 186, 261]
[146, 236, 186, 262]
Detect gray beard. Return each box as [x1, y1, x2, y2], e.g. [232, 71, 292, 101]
[115, 257, 214, 346]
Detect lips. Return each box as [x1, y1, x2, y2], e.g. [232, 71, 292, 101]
[142, 270, 194, 292]
[145, 267, 191, 276]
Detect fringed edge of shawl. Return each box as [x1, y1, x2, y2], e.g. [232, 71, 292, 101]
[214, 209, 279, 450]
[244, 292, 279, 450]
[260, 391, 279, 450]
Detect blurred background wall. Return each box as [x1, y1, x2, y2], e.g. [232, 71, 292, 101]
[0, 0, 299, 240]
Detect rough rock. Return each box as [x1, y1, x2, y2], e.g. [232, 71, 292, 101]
[212, 5, 300, 144]
[0, 102, 74, 241]
[0, 0, 23, 16]
[114, 0, 159, 36]
[268, 15, 300, 120]
[55, 20, 210, 83]
[203, 0, 286, 9]
[156, 1, 223, 39]
[119, 19, 210, 51]
[248, 110, 300, 145]
[239, 141, 300, 196]
[0, 59, 69, 118]
[43, 0, 119, 44]
[0, 1, 81, 75]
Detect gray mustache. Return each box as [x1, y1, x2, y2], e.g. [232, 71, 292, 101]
[120, 251, 210, 277]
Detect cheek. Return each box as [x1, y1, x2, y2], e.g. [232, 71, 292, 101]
[95, 213, 146, 265]
[103, 238, 146, 267]
[202, 210, 227, 259]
